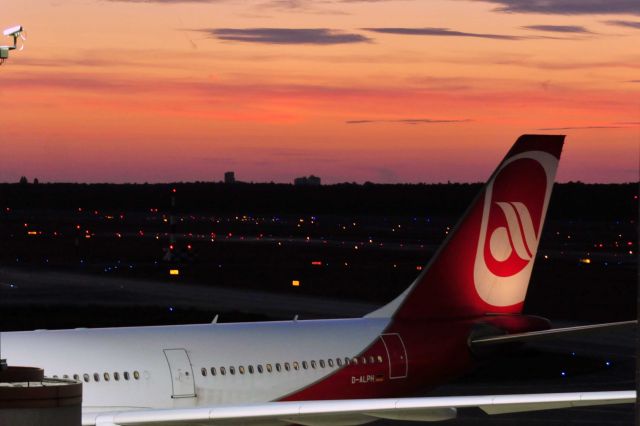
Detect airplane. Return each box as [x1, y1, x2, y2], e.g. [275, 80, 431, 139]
[2, 134, 635, 425]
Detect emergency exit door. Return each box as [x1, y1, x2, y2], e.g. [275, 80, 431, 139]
[380, 333, 408, 379]
[163, 349, 196, 398]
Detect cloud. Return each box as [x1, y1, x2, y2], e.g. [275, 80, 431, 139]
[105, 0, 218, 3]
[478, 0, 640, 15]
[346, 118, 472, 124]
[523, 24, 592, 33]
[536, 126, 623, 130]
[447, 55, 640, 70]
[200, 28, 372, 44]
[604, 20, 640, 29]
[363, 27, 521, 40]
[256, 0, 350, 15]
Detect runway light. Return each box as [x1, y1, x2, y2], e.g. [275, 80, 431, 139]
[605, 361, 611, 367]
[169, 269, 180, 276]
[560, 371, 566, 377]
[416, 266, 423, 271]
[292, 280, 300, 287]
[311, 261, 322, 266]
[579, 258, 591, 264]
[27, 230, 38, 235]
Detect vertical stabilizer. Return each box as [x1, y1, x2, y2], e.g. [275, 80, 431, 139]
[367, 135, 564, 320]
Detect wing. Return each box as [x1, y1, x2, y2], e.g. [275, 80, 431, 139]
[82, 390, 635, 426]
[470, 320, 637, 347]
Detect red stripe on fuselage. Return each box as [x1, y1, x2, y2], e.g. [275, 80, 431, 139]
[280, 315, 549, 401]
[280, 319, 474, 401]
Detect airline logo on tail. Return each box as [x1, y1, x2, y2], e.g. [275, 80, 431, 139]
[473, 151, 559, 307]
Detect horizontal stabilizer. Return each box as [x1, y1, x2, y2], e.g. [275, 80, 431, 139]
[470, 320, 637, 347]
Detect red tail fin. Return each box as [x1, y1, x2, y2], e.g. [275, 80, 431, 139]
[367, 135, 564, 320]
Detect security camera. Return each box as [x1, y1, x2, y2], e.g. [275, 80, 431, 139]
[3, 25, 22, 37]
[0, 24, 25, 65]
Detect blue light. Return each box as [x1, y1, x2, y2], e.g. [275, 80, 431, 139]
[561, 371, 566, 377]
[605, 361, 611, 367]
[169, 306, 174, 312]
[571, 352, 576, 356]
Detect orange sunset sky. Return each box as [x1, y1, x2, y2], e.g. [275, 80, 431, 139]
[1, 0, 639, 183]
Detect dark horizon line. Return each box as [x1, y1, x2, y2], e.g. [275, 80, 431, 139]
[0, 180, 636, 186]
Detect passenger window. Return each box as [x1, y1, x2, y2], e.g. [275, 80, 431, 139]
[369, 356, 375, 364]
[377, 355, 384, 363]
[230, 366, 236, 375]
[302, 361, 308, 369]
[220, 367, 226, 375]
[248, 365, 254, 374]
[83, 374, 90, 383]
[319, 360, 325, 368]
[201, 368, 207, 376]
[211, 367, 216, 376]
[73, 374, 80, 381]
[53, 375, 59, 379]
[337, 358, 343, 366]
[284, 363, 290, 371]
[133, 371, 140, 380]
[266, 364, 273, 373]
[104, 372, 110, 381]
[275, 363, 282, 372]
[239, 366, 245, 375]
[124, 371, 130, 381]
[328, 359, 334, 367]
[93, 373, 100, 382]
[311, 360, 317, 369]
[293, 361, 299, 370]
[361, 357, 367, 365]
[114, 372, 120, 381]
[352, 357, 358, 365]
[345, 357, 351, 365]
[257, 365, 264, 373]
[62, 374, 69, 379]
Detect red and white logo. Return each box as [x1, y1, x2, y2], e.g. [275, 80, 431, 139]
[473, 151, 559, 307]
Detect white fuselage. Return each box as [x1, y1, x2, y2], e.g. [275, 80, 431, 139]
[3, 318, 391, 411]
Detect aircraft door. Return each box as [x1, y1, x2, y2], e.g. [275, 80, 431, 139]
[380, 333, 408, 379]
[163, 348, 196, 398]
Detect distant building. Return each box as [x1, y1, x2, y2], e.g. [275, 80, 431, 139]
[294, 175, 321, 186]
[224, 171, 236, 184]
[307, 175, 321, 186]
